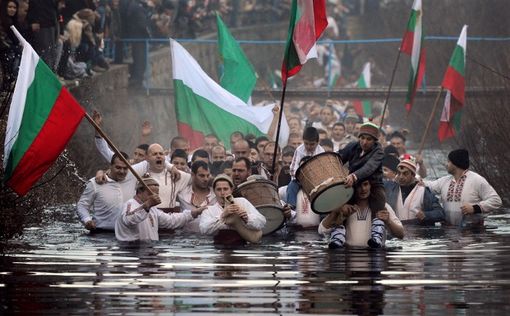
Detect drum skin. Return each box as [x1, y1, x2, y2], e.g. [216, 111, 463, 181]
[233, 179, 285, 235]
[296, 152, 353, 214]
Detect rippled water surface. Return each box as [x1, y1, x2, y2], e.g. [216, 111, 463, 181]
[1, 206, 510, 315]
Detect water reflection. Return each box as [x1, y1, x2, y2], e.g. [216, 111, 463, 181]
[1, 208, 510, 314]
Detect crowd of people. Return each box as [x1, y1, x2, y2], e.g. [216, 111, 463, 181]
[76, 99, 502, 248]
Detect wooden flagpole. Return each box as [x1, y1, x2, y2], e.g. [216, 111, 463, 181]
[417, 87, 444, 155]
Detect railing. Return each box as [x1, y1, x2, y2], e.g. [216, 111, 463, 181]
[104, 36, 510, 93]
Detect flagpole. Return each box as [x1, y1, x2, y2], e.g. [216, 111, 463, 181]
[379, 48, 402, 129]
[271, 81, 287, 180]
[84, 113, 154, 194]
[417, 87, 443, 155]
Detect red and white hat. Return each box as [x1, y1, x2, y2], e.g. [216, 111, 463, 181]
[398, 154, 417, 174]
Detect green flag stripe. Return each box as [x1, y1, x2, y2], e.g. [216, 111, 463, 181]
[174, 80, 264, 145]
[5, 60, 62, 178]
[448, 45, 465, 76]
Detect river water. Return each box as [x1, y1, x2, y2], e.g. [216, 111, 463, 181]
[1, 205, 510, 315]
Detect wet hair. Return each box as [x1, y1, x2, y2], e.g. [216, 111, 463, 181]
[390, 131, 406, 143]
[170, 136, 188, 149]
[171, 148, 187, 161]
[230, 131, 244, 140]
[191, 160, 209, 174]
[220, 160, 233, 172]
[137, 143, 149, 153]
[111, 151, 129, 165]
[303, 126, 319, 142]
[333, 122, 345, 129]
[191, 149, 209, 162]
[234, 157, 251, 170]
[255, 135, 269, 147]
[320, 138, 334, 149]
[282, 145, 295, 157]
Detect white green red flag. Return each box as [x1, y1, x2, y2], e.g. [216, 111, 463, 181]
[216, 14, 257, 103]
[353, 62, 372, 117]
[281, 0, 328, 85]
[438, 25, 467, 142]
[171, 39, 288, 150]
[3, 27, 85, 196]
[400, 0, 425, 112]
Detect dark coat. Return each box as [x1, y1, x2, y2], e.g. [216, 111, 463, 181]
[384, 180, 445, 225]
[337, 141, 384, 185]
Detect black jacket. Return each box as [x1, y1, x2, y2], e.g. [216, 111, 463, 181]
[337, 141, 384, 185]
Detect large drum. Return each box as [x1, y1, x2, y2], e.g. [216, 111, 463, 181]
[296, 152, 353, 214]
[233, 179, 285, 235]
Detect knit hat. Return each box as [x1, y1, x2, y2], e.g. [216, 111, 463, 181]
[136, 176, 159, 190]
[213, 174, 234, 189]
[448, 149, 469, 170]
[398, 154, 417, 174]
[358, 122, 380, 140]
[384, 145, 399, 157]
[383, 155, 400, 173]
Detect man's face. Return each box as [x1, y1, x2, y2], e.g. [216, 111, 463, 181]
[176, 139, 190, 154]
[133, 148, 146, 164]
[289, 136, 302, 149]
[332, 125, 345, 141]
[390, 137, 406, 155]
[211, 146, 226, 162]
[359, 134, 376, 152]
[230, 135, 243, 149]
[110, 157, 129, 181]
[355, 180, 371, 200]
[203, 136, 218, 154]
[214, 180, 233, 200]
[282, 155, 293, 167]
[256, 140, 268, 155]
[396, 166, 415, 186]
[249, 148, 259, 162]
[232, 160, 250, 186]
[288, 119, 301, 133]
[303, 139, 318, 153]
[320, 108, 334, 125]
[446, 160, 456, 175]
[233, 141, 250, 158]
[194, 156, 210, 164]
[383, 166, 397, 181]
[263, 145, 279, 167]
[344, 120, 356, 134]
[193, 166, 210, 190]
[140, 184, 160, 202]
[147, 144, 166, 172]
[171, 157, 188, 171]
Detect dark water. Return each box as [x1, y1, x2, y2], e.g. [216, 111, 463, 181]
[1, 205, 510, 315]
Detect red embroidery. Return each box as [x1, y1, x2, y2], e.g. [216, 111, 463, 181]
[446, 173, 467, 202]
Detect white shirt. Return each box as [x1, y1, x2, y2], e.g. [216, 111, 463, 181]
[115, 198, 194, 241]
[177, 185, 216, 233]
[289, 144, 325, 178]
[149, 170, 191, 208]
[199, 197, 266, 236]
[425, 170, 502, 226]
[76, 176, 131, 230]
[318, 203, 401, 247]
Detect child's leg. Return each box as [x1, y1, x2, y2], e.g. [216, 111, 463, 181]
[329, 224, 346, 249]
[368, 184, 386, 248]
[286, 179, 301, 208]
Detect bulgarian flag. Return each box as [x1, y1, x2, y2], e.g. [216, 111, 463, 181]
[171, 39, 288, 150]
[3, 27, 85, 196]
[352, 62, 372, 117]
[281, 0, 328, 84]
[216, 14, 257, 103]
[438, 25, 467, 142]
[401, 0, 425, 112]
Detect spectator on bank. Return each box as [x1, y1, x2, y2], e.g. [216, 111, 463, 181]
[27, 0, 59, 70]
[0, 0, 21, 94]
